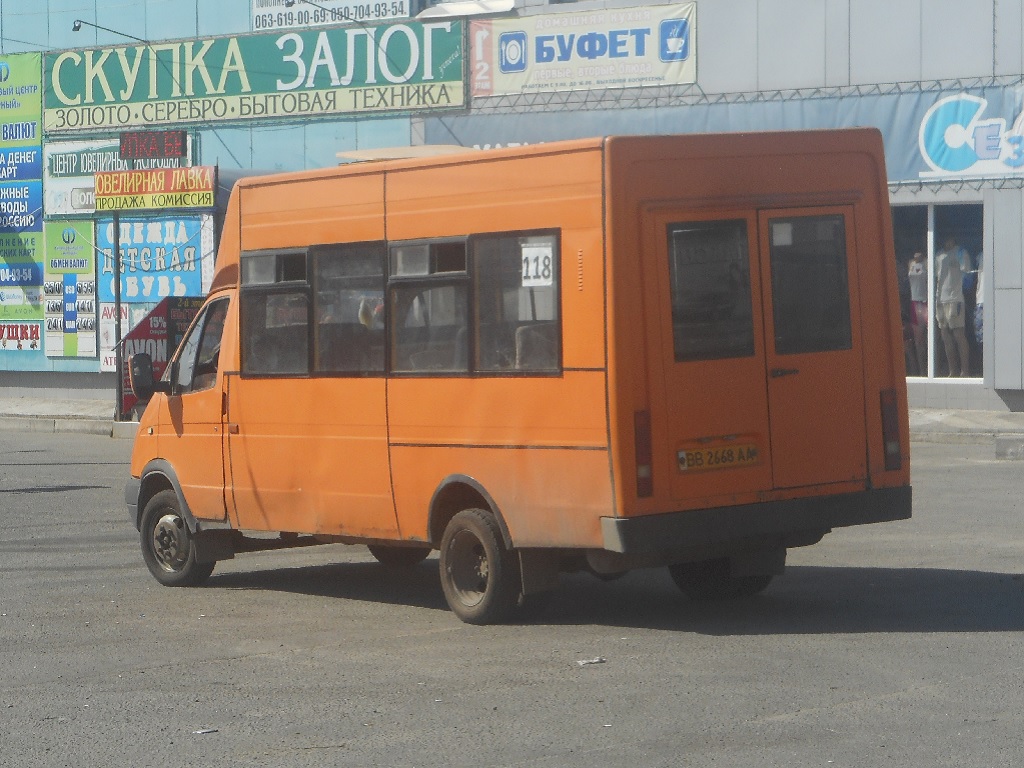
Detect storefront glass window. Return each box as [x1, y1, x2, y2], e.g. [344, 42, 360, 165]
[891, 203, 983, 379]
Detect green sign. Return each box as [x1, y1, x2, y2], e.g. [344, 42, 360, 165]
[43, 220, 97, 357]
[0, 52, 44, 329]
[0, 52, 43, 144]
[44, 21, 464, 132]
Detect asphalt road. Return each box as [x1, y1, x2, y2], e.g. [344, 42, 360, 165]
[1, 433, 1022, 768]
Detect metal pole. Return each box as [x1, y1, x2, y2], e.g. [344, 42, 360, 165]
[113, 211, 123, 421]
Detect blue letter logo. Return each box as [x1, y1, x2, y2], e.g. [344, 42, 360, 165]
[659, 19, 689, 62]
[916, 93, 1024, 175]
[919, 95, 990, 173]
[499, 31, 528, 74]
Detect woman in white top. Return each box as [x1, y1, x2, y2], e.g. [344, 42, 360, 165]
[907, 251, 927, 375]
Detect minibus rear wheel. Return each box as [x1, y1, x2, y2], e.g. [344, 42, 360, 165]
[367, 545, 430, 568]
[140, 490, 215, 587]
[439, 509, 520, 624]
[668, 558, 772, 601]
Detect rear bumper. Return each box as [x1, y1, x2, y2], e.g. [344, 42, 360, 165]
[601, 485, 912, 554]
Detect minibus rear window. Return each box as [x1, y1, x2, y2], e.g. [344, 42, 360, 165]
[768, 215, 852, 355]
[667, 220, 755, 362]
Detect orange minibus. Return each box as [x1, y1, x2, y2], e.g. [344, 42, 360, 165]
[126, 130, 912, 624]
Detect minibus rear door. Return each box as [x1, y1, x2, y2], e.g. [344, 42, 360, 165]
[757, 207, 867, 489]
[650, 206, 867, 504]
[649, 211, 776, 503]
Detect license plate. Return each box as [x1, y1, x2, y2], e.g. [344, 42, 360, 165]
[677, 443, 760, 472]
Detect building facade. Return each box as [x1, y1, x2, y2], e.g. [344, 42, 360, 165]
[1, 0, 1023, 411]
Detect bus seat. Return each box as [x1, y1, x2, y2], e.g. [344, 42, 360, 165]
[515, 323, 557, 370]
[319, 323, 368, 372]
[452, 327, 468, 370]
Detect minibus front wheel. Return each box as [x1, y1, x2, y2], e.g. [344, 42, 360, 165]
[439, 509, 520, 624]
[140, 490, 215, 587]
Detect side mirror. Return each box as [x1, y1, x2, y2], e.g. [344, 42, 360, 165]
[129, 353, 171, 400]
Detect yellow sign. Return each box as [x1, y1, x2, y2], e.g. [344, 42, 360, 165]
[677, 440, 760, 472]
[94, 166, 215, 211]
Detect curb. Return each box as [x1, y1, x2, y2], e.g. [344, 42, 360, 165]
[995, 434, 1024, 459]
[908, 431, 1002, 446]
[0, 417, 138, 438]
[112, 421, 140, 440]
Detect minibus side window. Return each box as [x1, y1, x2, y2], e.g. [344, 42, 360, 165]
[768, 215, 852, 355]
[240, 250, 310, 376]
[473, 231, 560, 372]
[175, 298, 229, 393]
[312, 242, 386, 375]
[389, 240, 469, 374]
[666, 220, 755, 362]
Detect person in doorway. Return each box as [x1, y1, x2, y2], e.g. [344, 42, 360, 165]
[973, 253, 984, 349]
[907, 250, 928, 375]
[934, 235, 972, 377]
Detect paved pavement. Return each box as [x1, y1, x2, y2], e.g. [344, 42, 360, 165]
[0, 396, 137, 439]
[1, 395, 1023, 455]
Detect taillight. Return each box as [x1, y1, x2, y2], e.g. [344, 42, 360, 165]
[634, 410, 653, 497]
[880, 388, 902, 471]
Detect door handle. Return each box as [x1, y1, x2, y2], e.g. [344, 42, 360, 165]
[227, 423, 240, 434]
[770, 368, 800, 378]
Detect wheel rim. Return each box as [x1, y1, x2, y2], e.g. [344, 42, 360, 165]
[151, 512, 190, 573]
[446, 528, 490, 608]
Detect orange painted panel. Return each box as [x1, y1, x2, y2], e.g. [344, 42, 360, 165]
[389, 444, 613, 548]
[758, 206, 867, 489]
[604, 130, 910, 517]
[642, 209, 776, 505]
[559, 227, 607, 372]
[240, 172, 385, 252]
[148, 386, 226, 522]
[385, 145, 604, 241]
[386, 371, 608, 448]
[225, 377, 396, 538]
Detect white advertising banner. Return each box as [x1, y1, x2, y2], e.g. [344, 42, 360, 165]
[251, 0, 409, 31]
[44, 138, 194, 217]
[470, 3, 696, 97]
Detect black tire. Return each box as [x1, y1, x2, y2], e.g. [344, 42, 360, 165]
[140, 489, 215, 587]
[668, 558, 773, 601]
[367, 544, 430, 568]
[439, 509, 521, 624]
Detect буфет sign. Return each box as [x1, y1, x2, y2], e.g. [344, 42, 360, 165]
[471, 4, 695, 97]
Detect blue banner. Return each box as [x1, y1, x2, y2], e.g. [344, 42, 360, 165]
[427, 85, 1024, 183]
[0, 259, 42, 286]
[0, 52, 45, 337]
[97, 216, 205, 303]
[0, 146, 41, 180]
[0, 179, 42, 234]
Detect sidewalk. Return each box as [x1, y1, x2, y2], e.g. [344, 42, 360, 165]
[1, 395, 1023, 454]
[0, 396, 137, 439]
[908, 408, 1024, 458]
